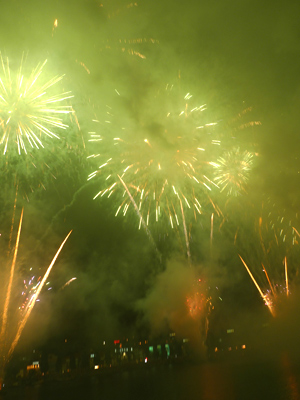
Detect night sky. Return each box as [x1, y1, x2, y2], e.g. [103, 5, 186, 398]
[1, 0, 300, 355]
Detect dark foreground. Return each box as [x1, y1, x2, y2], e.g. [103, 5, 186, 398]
[2, 354, 300, 400]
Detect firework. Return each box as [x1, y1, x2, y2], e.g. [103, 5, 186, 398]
[186, 277, 214, 349]
[8, 230, 72, 358]
[0, 53, 73, 156]
[0, 210, 72, 386]
[254, 200, 299, 289]
[238, 230, 295, 317]
[0, 53, 77, 200]
[239, 255, 275, 316]
[231, 196, 298, 316]
[211, 147, 254, 196]
[186, 279, 210, 319]
[208, 104, 261, 226]
[220, 105, 261, 138]
[19, 272, 44, 311]
[179, 102, 261, 253]
[88, 85, 220, 234]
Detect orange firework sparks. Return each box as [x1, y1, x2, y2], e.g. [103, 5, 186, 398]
[187, 279, 203, 317]
[238, 254, 275, 316]
[262, 263, 276, 298]
[187, 292, 204, 318]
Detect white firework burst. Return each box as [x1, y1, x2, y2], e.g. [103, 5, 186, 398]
[0, 53, 73, 156]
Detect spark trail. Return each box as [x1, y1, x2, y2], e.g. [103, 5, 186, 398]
[284, 256, 289, 297]
[238, 254, 275, 316]
[61, 277, 77, 290]
[0, 209, 23, 344]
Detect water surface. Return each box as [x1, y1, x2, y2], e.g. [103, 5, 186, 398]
[3, 355, 300, 400]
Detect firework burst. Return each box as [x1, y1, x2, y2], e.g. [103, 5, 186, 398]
[0, 53, 77, 200]
[212, 147, 254, 196]
[88, 84, 220, 232]
[0, 53, 73, 156]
